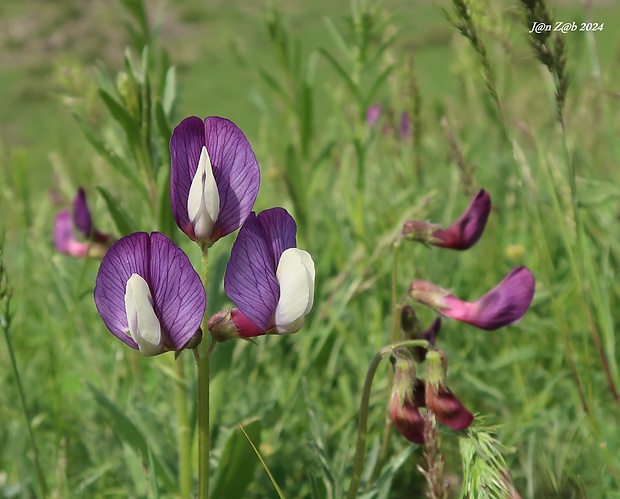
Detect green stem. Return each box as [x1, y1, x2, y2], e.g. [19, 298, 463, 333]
[370, 241, 402, 482]
[1, 318, 48, 497]
[347, 339, 429, 499]
[174, 357, 191, 499]
[196, 249, 211, 499]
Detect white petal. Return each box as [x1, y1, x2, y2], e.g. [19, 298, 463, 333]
[124, 273, 165, 356]
[187, 146, 220, 240]
[274, 248, 315, 332]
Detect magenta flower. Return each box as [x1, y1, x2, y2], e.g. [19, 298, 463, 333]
[94, 232, 206, 356]
[54, 188, 112, 258]
[389, 351, 425, 444]
[170, 116, 260, 247]
[410, 266, 535, 331]
[421, 350, 474, 431]
[210, 208, 315, 340]
[402, 189, 491, 250]
[366, 104, 382, 126]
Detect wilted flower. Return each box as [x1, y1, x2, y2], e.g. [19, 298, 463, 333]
[209, 208, 315, 340]
[389, 351, 425, 444]
[94, 232, 206, 356]
[400, 305, 441, 362]
[54, 188, 112, 258]
[170, 116, 260, 248]
[402, 189, 491, 250]
[409, 266, 535, 331]
[423, 350, 474, 431]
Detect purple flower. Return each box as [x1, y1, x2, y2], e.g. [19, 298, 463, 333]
[402, 190, 491, 250]
[422, 350, 474, 431]
[94, 232, 206, 356]
[389, 351, 425, 444]
[400, 111, 411, 140]
[54, 188, 112, 258]
[213, 208, 315, 339]
[170, 116, 260, 247]
[409, 266, 535, 331]
[366, 104, 382, 126]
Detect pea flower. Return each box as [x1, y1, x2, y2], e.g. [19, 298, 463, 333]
[410, 266, 535, 331]
[54, 188, 112, 258]
[170, 116, 260, 248]
[402, 189, 491, 250]
[209, 208, 315, 340]
[389, 350, 473, 445]
[422, 350, 474, 431]
[389, 351, 425, 444]
[94, 232, 206, 356]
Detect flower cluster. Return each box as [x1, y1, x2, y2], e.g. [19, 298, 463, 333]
[56, 116, 315, 356]
[389, 190, 535, 444]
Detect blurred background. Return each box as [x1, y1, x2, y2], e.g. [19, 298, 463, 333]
[2, 0, 620, 497]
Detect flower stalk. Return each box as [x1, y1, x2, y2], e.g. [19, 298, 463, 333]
[196, 249, 211, 499]
[347, 340, 429, 499]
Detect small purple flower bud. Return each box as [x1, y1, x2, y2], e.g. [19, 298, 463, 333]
[54, 189, 113, 258]
[400, 305, 441, 361]
[220, 208, 315, 339]
[94, 232, 206, 356]
[389, 351, 424, 444]
[410, 266, 535, 331]
[400, 111, 411, 140]
[170, 116, 260, 248]
[402, 190, 491, 250]
[424, 350, 474, 431]
[54, 211, 91, 258]
[366, 104, 382, 126]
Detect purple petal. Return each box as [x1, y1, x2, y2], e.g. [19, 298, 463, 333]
[389, 392, 424, 444]
[255, 208, 297, 268]
[94, 232, 150, 349]
[73, 188, 93, 238]
[54, 211, 89, 258]
[224, 212, 280, 331]
[433, 189, 491, 250]
[204, 117, 260, 241]
[170, 116, 205, 239]
[426, 385, 474, 431]
[148, 232, 206, 350]
[472, 266, 535, 330]
[442, 266, 535, 330]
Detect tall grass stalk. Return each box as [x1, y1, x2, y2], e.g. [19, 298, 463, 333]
[1, 239, 48, 497]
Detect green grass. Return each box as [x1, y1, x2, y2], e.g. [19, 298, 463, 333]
[2, 0, 620, 497]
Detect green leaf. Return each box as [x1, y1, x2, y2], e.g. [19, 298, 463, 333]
[162, 66, 176, 117]
[72, 113, 149, 202]
[87, 384, 175, 491]
[318, 48, 360, 101]
[258, 68, 295, 112]
[98, 89, 141, 146]
[363, 64, 394, 110]
[96, 186, 138, 236]
[211, 419, 263, 499]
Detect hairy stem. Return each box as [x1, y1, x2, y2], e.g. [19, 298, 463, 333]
[347, 339, 429, 499]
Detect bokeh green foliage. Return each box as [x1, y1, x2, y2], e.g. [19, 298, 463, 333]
[1, 0, 620, 497]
